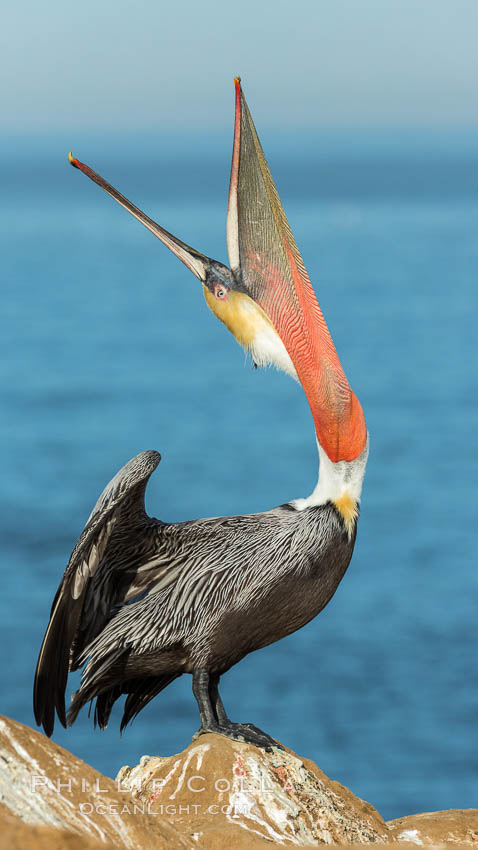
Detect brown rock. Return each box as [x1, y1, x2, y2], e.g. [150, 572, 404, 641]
[116, 731, 391, 847]
[2, 713, 475, 849]
[389, 809, 478, 846]
[0, 813, 116, 850]
[0, 715, 188, 849]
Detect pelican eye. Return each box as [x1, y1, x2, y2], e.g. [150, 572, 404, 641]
[214, 284, 228, 300]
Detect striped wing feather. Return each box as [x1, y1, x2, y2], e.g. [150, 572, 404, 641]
[33, 450, 161, 736]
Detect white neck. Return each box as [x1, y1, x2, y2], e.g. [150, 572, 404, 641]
[291, 436, 369, 511]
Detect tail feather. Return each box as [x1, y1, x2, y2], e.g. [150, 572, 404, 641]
[68, 645, 181, 730]
[94, 685, 123, 729]
[67, 647, 129, 727]
[121, 674, 181, 731]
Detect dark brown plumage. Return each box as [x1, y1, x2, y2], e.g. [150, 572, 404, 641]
[34, 451, 357, 747]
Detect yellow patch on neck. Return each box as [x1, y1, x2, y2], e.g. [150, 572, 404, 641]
[202, 286, 272, 347]
[333, 493, 358, 537]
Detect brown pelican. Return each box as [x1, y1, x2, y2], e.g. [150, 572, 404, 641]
[34, 79, 368, 750]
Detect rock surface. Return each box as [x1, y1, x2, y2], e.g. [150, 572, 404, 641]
[388, 810, 478, 846]
[117, 732, 390, 847]
[0, 715, 188, 849]
[0, 714, 477, 849]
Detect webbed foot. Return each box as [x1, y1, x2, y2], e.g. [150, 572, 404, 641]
[193, 720, 280, 751]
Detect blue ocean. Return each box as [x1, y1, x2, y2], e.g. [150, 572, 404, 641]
[1, 132, 477, 821]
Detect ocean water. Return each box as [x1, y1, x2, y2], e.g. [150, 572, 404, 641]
[1, 137, 477, 821]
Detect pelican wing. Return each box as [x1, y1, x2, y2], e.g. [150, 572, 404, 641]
[33, 450, 161, 736]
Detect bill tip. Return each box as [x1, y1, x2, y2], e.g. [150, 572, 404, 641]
[234, 75, 241, 87]
[68, 150, 75, 165]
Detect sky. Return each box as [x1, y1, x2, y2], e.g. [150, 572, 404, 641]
[2, 0, 478, 138]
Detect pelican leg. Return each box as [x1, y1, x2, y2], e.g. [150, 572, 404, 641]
[192, 669, 217, 728]
[208, 673, 229, 725]
[192, 669, 281, 751]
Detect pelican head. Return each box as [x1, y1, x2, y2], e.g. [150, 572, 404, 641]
[68, 78, 367, 471]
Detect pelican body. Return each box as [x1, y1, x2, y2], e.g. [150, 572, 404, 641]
[34, 79, 368, 750]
